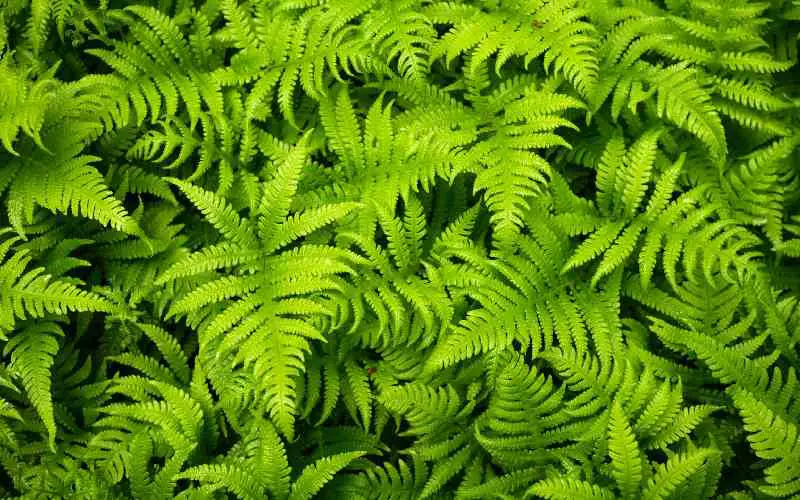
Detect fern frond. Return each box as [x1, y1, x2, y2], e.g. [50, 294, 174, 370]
[607, 401, 642, 499]
[5, 321, 62, 449]
[289, 451, 366, 500]
[642, 448, 719, 499]
[0, 240, 113, 333]
[732, 388, 800, 497]
[526, 477, 616, 500]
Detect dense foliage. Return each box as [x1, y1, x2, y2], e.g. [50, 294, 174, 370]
[1, 0, 800, 498]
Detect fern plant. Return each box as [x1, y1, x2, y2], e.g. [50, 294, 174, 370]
[1, 0, 800, 498]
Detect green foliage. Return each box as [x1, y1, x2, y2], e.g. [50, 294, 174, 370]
[0, 0, 799, 498]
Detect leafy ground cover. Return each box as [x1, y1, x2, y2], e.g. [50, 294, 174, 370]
[1, 0, 800, 498]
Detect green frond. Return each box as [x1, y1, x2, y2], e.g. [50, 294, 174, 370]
[526, 477, 616, 500]
[289, 451, 366, 500]
[358, 459, 423, 499]
[717, 52, 794, 73]
[178, 464, 264, 500]
[649, 64, 727, 164]
[642, 448, 719, 500]
[136, 323, 190, 385]
[608, 401, 643, 499]
[419, 445, 472, 499]
[0, 56, 59, 154]
[379, 382, 466, 436]
[595, 132, 626, 215]
[28, 0, 52, 53]
[563, 220, 627, 272]
[458, 467, 541, 499]
[712, 76, 792, 112]
[590, 220, 645, 287]
[274, 201, 361, 253]
[621, 128, 661, 216]
[5, 321, 62, 449]
[107, 354, 178, 384]
[155, 243, 261, 284]
[167, 275, 260, 318]
[167, 179, 256, 248]
[259, 134, 310, 245]
[344, 359, 372, 431]
[645, 404, 721, 450]
[0, 240, 114, 333]
[255, 420, 291, 499]
[732, 388, 800, 497]
[6, 147, 140, 235]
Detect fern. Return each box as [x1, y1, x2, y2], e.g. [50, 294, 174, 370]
[1, 0, 800, 498]
[159, 137, 361, 439]
[732, 388, 800, 497]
